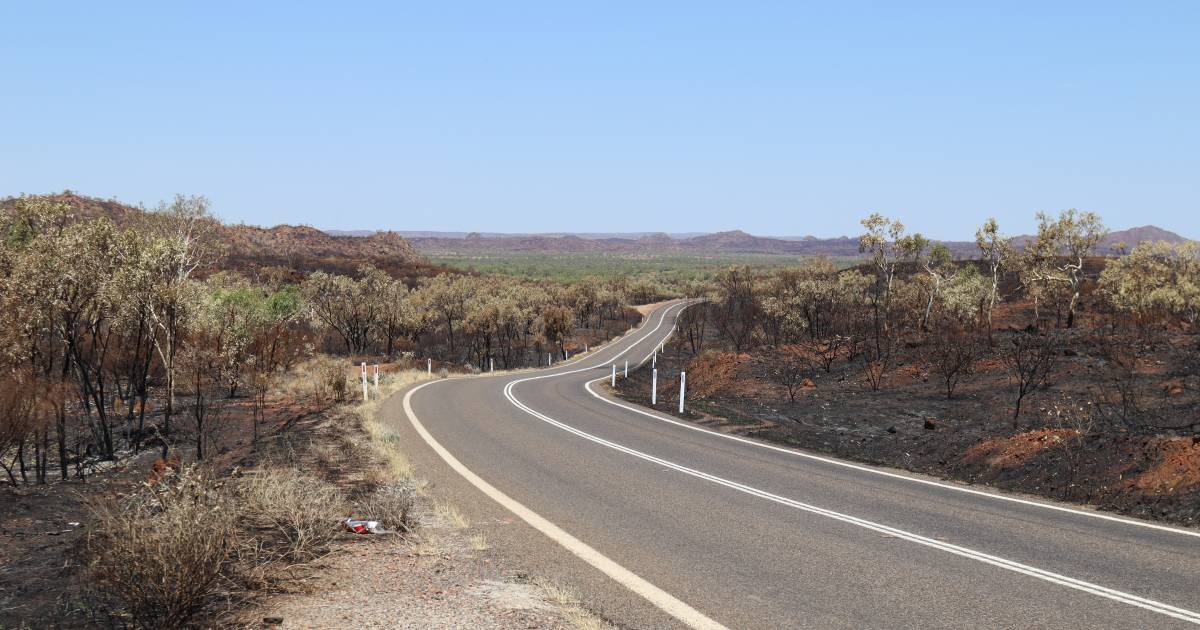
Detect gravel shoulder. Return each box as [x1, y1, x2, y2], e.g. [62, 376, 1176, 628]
[248, 373, 611, 630]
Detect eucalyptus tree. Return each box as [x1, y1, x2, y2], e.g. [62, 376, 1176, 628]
[541, 305, 574, 359]
[1099, 240, 1200, 327]
[141, 195, 220, 433]
[975, 218, 1014, 339]
[303, 269, 379, 355]
[712, 266, 761, 352]
[0, 196, 77, 476]
[378, 275, 416, 357]
[415, 273, 474, 357]
[245, 283, 305, 448]
[1022, 209, 1107, 328]
[858, 213, 923, 353]
[13, 218, 129, 459]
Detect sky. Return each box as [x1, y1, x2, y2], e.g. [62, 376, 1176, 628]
[2, 2, 1198, 240]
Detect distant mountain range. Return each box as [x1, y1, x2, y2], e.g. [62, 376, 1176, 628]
[372, 227, 1192, 258]
[324, 230, 711, 240]
[6, 194, 1189, 268]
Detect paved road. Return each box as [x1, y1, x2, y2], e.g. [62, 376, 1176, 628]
[383, 300, 1200, 629]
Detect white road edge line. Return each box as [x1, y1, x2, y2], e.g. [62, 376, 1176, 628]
[402, 380, 727, 630]
[500, 341, 1200, 623]
[406, 300, 1200, 627]
[513, 378, 1200, 623]
[510, 299, 1200, 538]
[587, 303, 1200, 541]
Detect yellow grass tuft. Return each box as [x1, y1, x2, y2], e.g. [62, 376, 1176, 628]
[434, 502, 470, 529]
[354, 369, 436, 484]
[468, 533, 490, 551]
[534, 579, 613, 630]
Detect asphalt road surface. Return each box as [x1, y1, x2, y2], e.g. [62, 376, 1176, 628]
[382, 300, 1200, 629]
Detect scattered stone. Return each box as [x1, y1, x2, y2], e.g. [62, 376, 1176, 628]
[923, 418, 937, 431]
[801, 378, 816, 389]
[886, 426, 897, 434]
[263, 617, 284, 626]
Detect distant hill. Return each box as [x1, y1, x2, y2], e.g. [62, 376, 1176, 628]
[1102, 225, 1191, 248]
[1, 193, 437, 280]
[326, 229, 710, 240]
[399, 225, 1192, 258]
[1008, 225, 1192, 253]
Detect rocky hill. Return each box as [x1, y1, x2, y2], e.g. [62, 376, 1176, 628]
[1, 193, 437, 279]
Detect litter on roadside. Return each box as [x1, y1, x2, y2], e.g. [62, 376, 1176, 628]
[344, 518, 390, 534]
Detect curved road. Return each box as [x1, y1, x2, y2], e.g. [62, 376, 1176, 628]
[382, 300, 1200, 629]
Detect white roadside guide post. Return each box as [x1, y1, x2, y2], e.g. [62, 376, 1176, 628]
[373, 363, 379, 388]
[652, 351, 656, 368]
[361, 362, 368, 401]
[679, 371, 686, 414]
[624, 360, 628, 378]
[490, 357, 494, 372]
[651, 368, 658, 405]
[547, 352, 551, 366]
[611, 364, 616, 386]
[427, 358, 431, 375]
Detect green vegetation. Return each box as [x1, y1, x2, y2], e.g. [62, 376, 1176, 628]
[429, 250, 863, 283]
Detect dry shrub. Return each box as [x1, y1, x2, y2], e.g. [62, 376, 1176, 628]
[684, 351, 746, 399]
[277, 356, 350, 405]
[354, 483, 417, 532]
[85, 467, 238, 628]
[314, 357, 351, 404]
[238, 468, 346, 564]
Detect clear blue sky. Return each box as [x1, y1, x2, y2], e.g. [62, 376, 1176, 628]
[2, 2, 1197, 239]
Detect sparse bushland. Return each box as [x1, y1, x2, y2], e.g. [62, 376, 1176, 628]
[1, 192, 653, 627]
[0, 193, 656, 491]
[614, 209, 1200, 525]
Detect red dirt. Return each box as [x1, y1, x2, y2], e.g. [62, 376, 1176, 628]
[962, 429, 1080, 470]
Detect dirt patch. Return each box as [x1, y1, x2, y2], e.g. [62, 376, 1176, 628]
[684, 351, 749, 399]
[634, 300, 673, 317]
[250, 522, 572, 629]
[961, 429, 1079, 470]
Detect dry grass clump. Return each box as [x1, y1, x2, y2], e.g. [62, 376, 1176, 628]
[85, 466, 348, 628]
[534, 579, 614, 630]
[82, 367, 441, 628]
[354, 483, 417, 533]
[356, 369, 436, 484]
[238, 467, 347, 564]
[85, 467, 240, 628]
[434, 502, 470, 529]
[277, 355, 351, 405]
